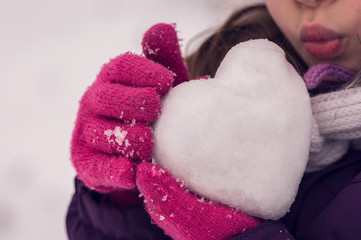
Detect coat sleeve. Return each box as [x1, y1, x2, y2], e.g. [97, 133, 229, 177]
[65, 178, 172, 240]
[296, 172, 361, 240]
[230, 221, 295, 240]
[231, 166, 361, 240]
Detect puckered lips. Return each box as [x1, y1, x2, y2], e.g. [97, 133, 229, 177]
[301, 24, 346, 59]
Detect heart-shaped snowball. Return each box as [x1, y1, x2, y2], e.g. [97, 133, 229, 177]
[153, 39, 312, 220]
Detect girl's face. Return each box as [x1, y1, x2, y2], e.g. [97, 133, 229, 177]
[265, 0, 361, 71]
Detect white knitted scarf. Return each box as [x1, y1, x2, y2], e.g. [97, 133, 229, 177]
[307, 86, 361, 172]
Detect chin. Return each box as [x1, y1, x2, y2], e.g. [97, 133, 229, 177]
[305, 58, 359, 73]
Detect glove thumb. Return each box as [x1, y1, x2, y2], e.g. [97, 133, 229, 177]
[142, 23, 189, 87]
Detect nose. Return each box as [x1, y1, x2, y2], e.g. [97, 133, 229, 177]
[295, 0, 320, 8]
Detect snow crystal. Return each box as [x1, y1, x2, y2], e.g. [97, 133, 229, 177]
[129, 150, 135, 157]
[146, 47, 160, 55]
[197, 197, 205, 203]
[161, 195, 168, 201]
[159, 215, 165, 221]
[116, 147, 125, 154]
[124, 139, 131, 148]
[130, 119, 136, 127]
[153, 39, 313, 220]
[104, 127, 128, 146]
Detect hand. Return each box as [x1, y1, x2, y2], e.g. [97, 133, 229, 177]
[70, 23, 188, 194]
[136, 163, 262, 240]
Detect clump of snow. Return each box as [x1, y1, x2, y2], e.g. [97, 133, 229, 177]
[153, 39, 312, 220]
[104, 127, 128, 146]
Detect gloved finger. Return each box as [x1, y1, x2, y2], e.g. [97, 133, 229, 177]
[82, 116, 153, 162]
[136, 162, 261, 240]
[96, 53, 174, 96]
[84, 82, 162, 123]
[137, 162, 208, 219]
[136, 162, 187, 228]
[142, 23, 189, 87]
[71, 141, 137, 192]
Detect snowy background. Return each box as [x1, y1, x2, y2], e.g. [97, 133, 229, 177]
[0, 0, 262, 239]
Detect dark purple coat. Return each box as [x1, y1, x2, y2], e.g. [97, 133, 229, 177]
[66, 148, 361, 240]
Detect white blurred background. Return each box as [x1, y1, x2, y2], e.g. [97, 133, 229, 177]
[0, 0, 259, 239]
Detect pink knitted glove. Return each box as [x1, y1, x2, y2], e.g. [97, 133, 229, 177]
[71, 23, 188, 195]
[142, 23, 189, 87]
[136, 163, 262, 240]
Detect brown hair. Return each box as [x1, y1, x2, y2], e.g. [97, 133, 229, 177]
[186, 5, 308, 79]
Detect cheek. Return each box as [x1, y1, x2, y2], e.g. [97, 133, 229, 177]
[339, 1, 361, 36]
[346, 42, 361, 71]
[265, 0, 296, 34]
[342, 2, 361, 67]
[346, 0, 361, 12]
[265, 0, 283, 21]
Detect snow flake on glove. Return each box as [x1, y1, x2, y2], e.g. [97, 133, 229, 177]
[104, 126, 129, 146]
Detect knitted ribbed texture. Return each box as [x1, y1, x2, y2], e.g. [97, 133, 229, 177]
[306, 65, 361, 171]
[136, 163, 261, 240]
[71, 23, 188, 195]
[303, 63, 356, 89]
[142, 23, 189, 87]
[71, 54, 173, 192]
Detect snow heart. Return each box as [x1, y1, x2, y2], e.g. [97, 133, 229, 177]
[153, 39, 312, 220]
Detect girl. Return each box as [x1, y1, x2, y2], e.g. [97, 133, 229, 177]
[66, 0, 361, 239]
